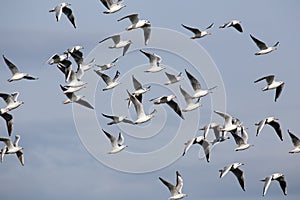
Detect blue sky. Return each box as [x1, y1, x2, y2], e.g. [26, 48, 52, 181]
[0, 1, 299, 200]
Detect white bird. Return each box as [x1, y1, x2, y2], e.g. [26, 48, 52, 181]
[219, 20, 243, 32]
[80, 58, 96, 72]
[150, 95, 184, 119]
[95, 57, 118, 71]
[99, 35, 132, 56]
[101, 113, 127, 125]
[219, 162, 245, 191]
[94, 70, 120, 91]
[214, 110, 238, 132]
[0, 92, 24, 114]
[57, 61, 87, 88]
[99, 0, 126, 14]
[185, 69, 217, 99]
[0, 112, 13, 136]
[126, 75, 151, 108]
[0, 135, 24, 166]
[182, 135, 210, 162]
[164, 72, 183, 85]
[255, 117, 283, 141]
[46, 53, 69, 65]
[49, 2, 76, 28]
[260, 173, 287, 196]
[250, 34, 279, 55]
[287, 129, 300, 153]
[254, 75, 284, 102]
[179, 86, 201, 112]
[125, 90, 156, 125]
[3, 55, 38, 82]
[60, 85, 94, 109]
[199, 122, 228, 144]
[181, 23, 214, 39]
[66, 46, 84, 67]
[101, 129, 127, 154]
[230, 127, 254, 151]
[159, 171, 187, 200]
[129, 75, 151, 104]
[117, 14, 151, 45]
[140, 50, 165, 72]
[61, 85, 86, 94]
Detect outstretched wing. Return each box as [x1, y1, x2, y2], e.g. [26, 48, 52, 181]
[250, 34, 267, 50]
[181, 24, 201, 35]
[167, 100, 184, 119]
[231, 168, 245, 191]
[143, 23, 151, 45]
[185, 69, 201, 91]
[3, 55, 19, 75]
[275, 83, 284, 102]
[287, 129, 300, 147]
[254, 75, 274, 85]
[62, 6, 76, 28]
[118, 14, 139, 24]
[268, 120, 283, 141]
[0, 113, 13, 136]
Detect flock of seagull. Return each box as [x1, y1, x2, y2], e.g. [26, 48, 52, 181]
[0, 1, 299, 199]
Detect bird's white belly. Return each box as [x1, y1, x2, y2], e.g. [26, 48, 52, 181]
[11, 73, 25, 81]
[135, 116, 151, 124]
[183, 103, 200, 112]
[256, 48, 273, 55]
[105, 82, 119, 90]
[193, 90, 208, 98]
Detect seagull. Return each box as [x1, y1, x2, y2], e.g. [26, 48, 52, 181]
[94, 70, 120, 91]
[254, 75, 284, 102]
[230, 126, 254, 151]
[57, 61, 87, 88]
[182, 135, 210, 162]
[287, 129, 300, 153]
[0, 135, 24, 166]
[125, 90, 156, 125]
[3, 55, 38, 82]
[140, 50, 165, 72]
[0, 112, 13, 136]
[250, 34, 279, 55]
[99, 35, 132, 56]
[199, 122, 228, 144]
[159, 171, 187, 200]
[214, 110, 239, 132]
[101, 113, 127, 125]
[95, 57, 118, 71]
[219, 162, 245, 191]
[46, 53, 69, 65]
[0, 92, 23, 114]
[117, 14, 151, 45]
[255, 117, 283, 141]
[129, 75, 151, 104]
[179, 86, 201, 112]
[66, 46, 95, 71]
[260, 173, 287, 196]
[185, 69, 217, 99]
[99, 0, 126, 14]
[49, 2, 76, 28]
[219, 20, 243, 32]
[66, 46, 84, 67]
[101, 129, 127, 154]
[80, 58, 96, 72]
[181, 23, 214, 39]
[164, 72, 183, 85]
[60, 85, 94, 109]
[150, 95, 184, 119]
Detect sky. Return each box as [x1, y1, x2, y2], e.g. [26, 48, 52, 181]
[0, 0, 299, 200]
